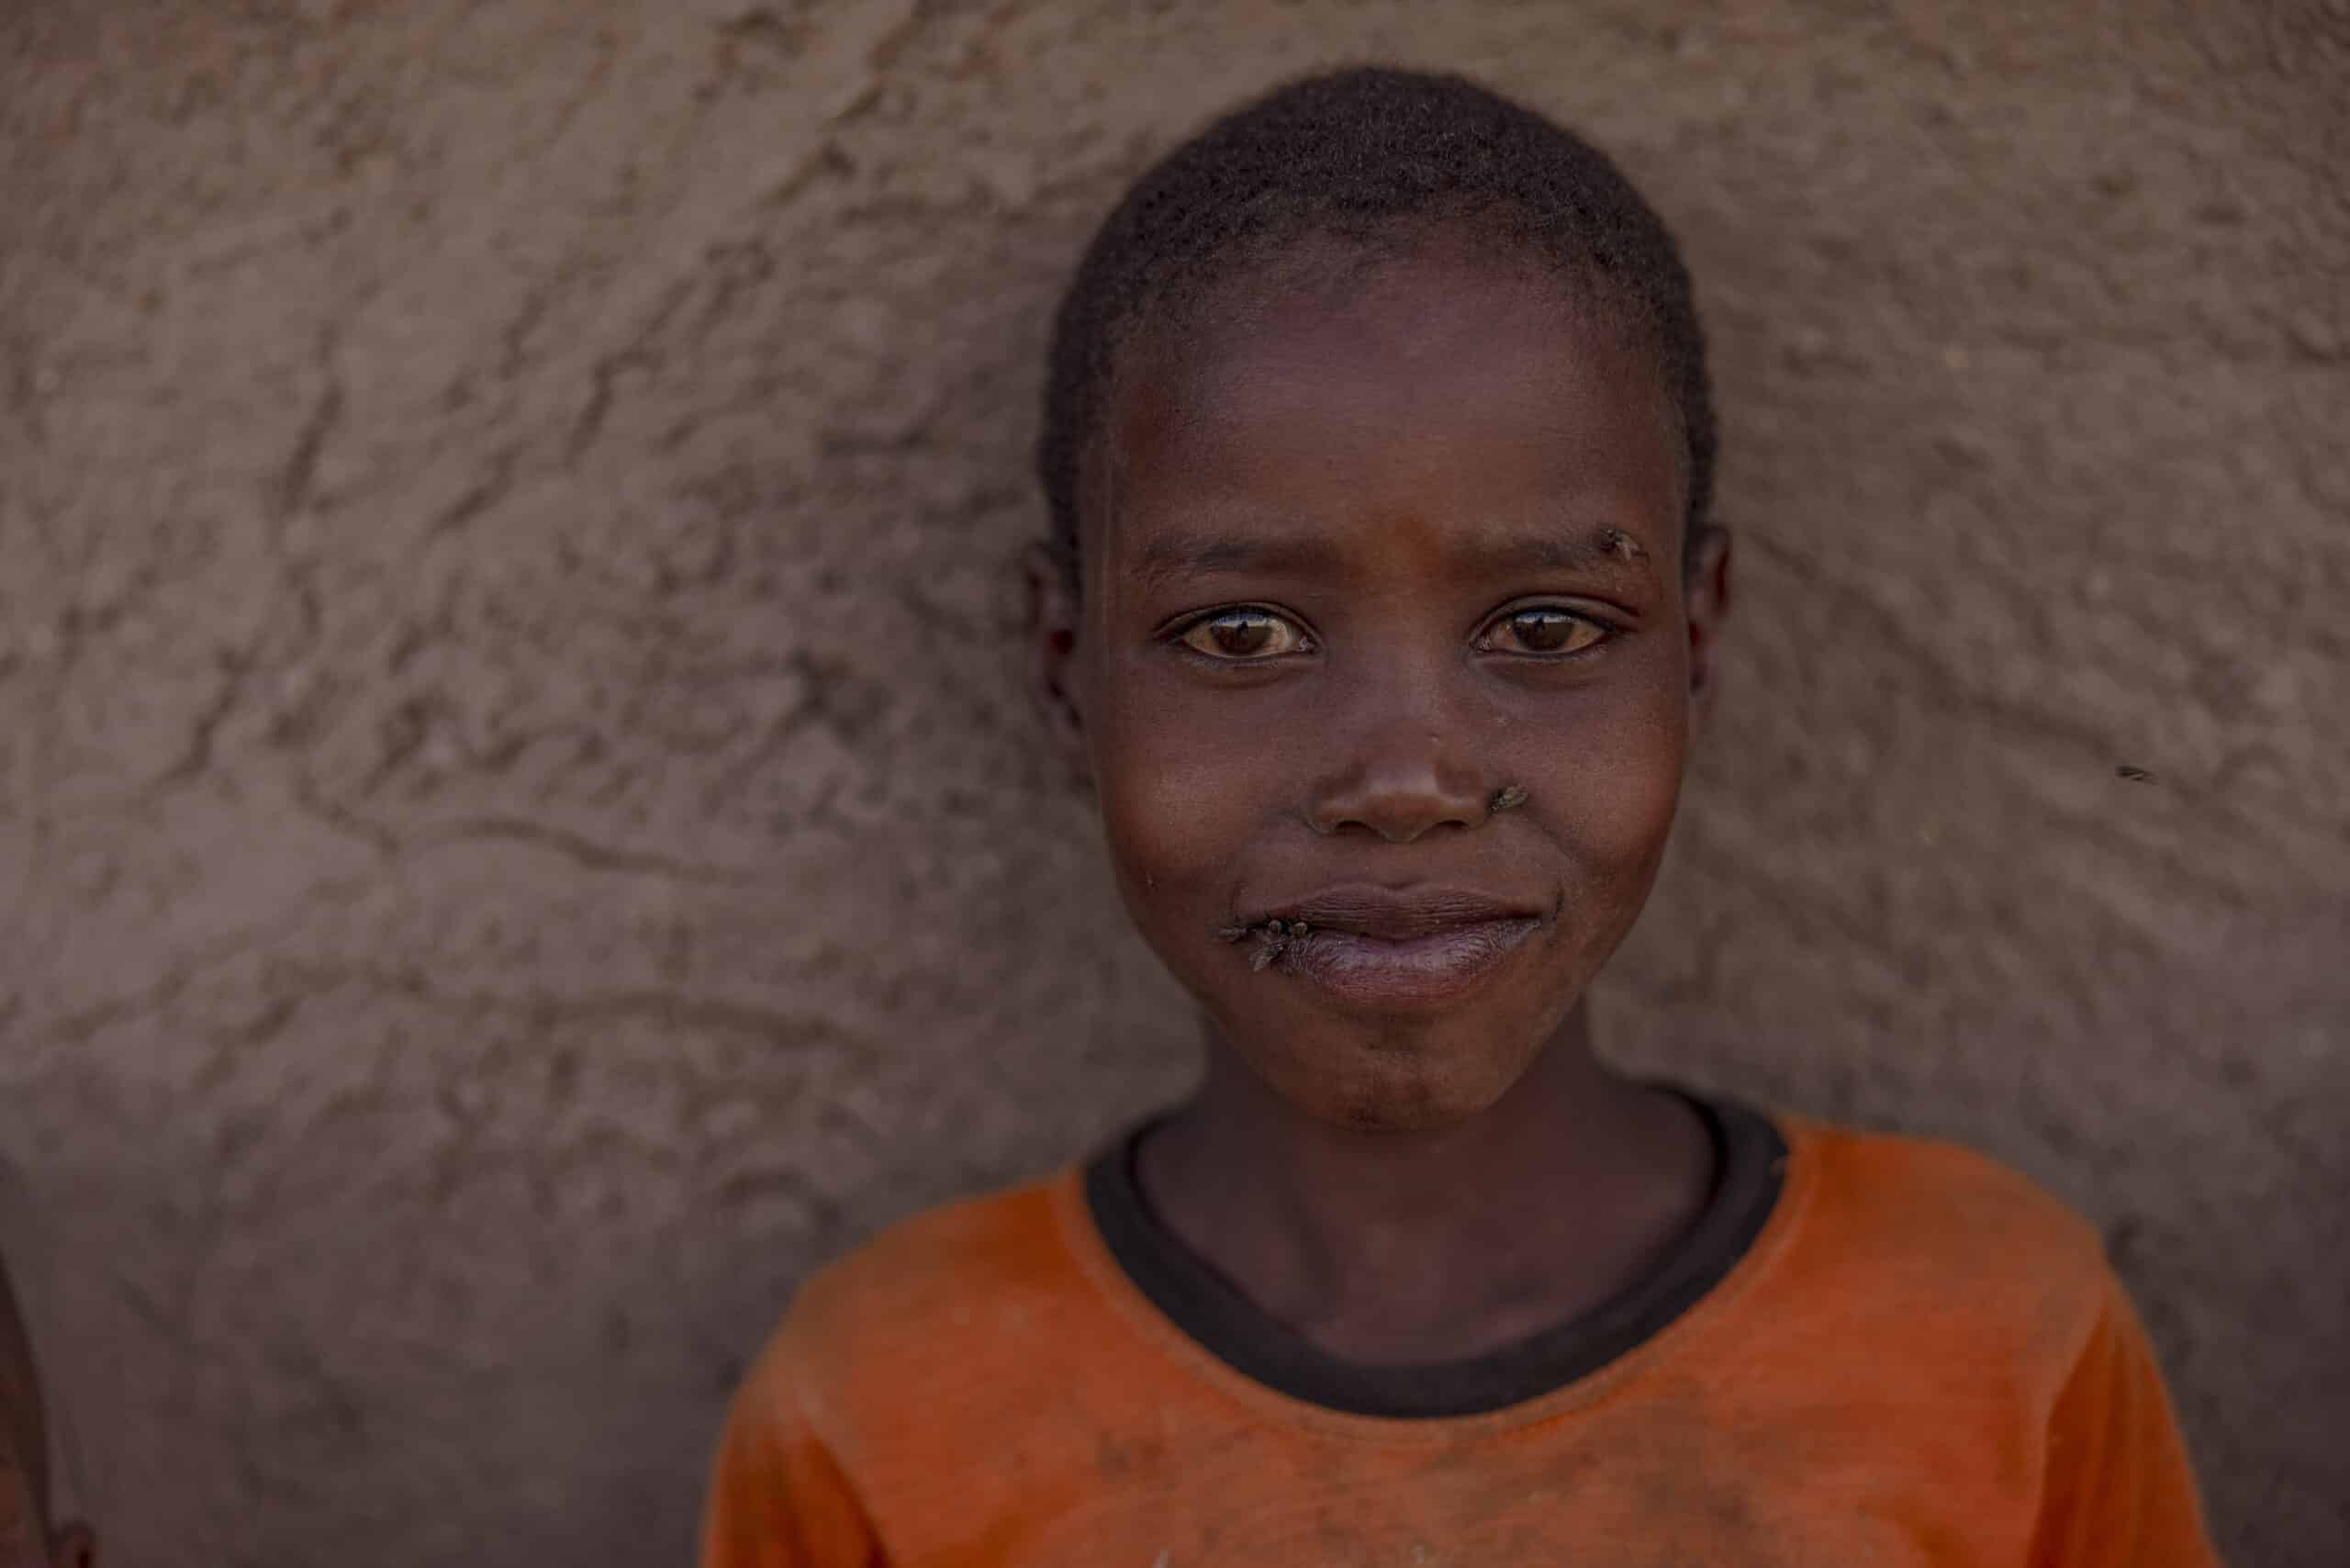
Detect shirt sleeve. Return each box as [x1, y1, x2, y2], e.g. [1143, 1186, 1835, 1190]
[2030, 1270, 2223, 1567]
[699, 1344, 886, 1568]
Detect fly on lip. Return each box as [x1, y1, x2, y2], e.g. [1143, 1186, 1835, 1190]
[1213, 889, 1550, 1002]
[1214, 888, 1541, 969]
[1217, 918, 1308, 970]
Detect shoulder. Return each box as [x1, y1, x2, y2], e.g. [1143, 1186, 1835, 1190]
[1789, 1118, 2105, 1275]
[1775, 1119, 2114, 1362]
[794, 1175, 1075, 1340]
[733, 1174, 1081, 1432]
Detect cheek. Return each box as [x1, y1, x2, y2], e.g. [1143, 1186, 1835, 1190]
[1530, 677, 1690, 892]
[1089, 692, 1262, 916]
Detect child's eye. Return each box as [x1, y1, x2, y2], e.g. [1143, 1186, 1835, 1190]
[1477, 607, 1610, 656]
[1175, 609, 1312, 660]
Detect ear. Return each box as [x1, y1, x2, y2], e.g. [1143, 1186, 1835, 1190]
[1022, 542, 1091, 781]
[50, 1519, 97, 1568]
[1684, 522, 1732, 711]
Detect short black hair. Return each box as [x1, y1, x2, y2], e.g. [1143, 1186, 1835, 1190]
[1036, 65, 1717, 588]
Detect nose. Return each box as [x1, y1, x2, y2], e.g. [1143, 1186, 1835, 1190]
[1304, 664, 1494, 843]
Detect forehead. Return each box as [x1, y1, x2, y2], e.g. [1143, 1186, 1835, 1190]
[1092, 231, 1680, 573]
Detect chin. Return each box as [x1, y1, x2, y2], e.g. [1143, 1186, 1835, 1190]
[1261, 1031, 1539, 1134]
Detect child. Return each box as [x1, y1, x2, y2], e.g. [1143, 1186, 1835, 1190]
[702, 67, 2220, 1565]
[1, 1254, 96, 1568]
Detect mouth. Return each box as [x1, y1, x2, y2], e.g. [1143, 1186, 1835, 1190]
[1219, 887, 1546, 1010]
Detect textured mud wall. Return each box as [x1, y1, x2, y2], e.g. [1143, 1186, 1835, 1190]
[1, 2, 2344, 1563]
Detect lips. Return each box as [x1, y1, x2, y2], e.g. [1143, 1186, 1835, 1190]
[1227, 886, 1546, 1009]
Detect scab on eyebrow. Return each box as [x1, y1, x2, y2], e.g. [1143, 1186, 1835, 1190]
[1124, 520, 1658, 590]
[1456, 525, 1661, 591]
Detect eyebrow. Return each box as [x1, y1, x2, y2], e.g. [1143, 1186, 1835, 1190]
[1127, 532, 1339, 586]
[1463, 532, 1652, 577]
[1125, 523, 1655, 587]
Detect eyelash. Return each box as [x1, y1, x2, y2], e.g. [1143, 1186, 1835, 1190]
[1161, 603, 1624, 663]
[1165, 605, 1315, 662]
[1473, 602, 1621, 658]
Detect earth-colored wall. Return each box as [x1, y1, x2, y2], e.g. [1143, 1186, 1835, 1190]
[2, 2, 2344, 1563]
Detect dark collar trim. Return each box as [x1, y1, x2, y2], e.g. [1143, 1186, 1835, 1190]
[1081, 1090, 1787, 1419]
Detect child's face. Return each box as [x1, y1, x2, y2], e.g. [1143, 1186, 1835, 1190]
[1035, 230, 1723, 1131]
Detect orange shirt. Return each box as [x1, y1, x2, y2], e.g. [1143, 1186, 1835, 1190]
[702, 1102, 2220, 1566]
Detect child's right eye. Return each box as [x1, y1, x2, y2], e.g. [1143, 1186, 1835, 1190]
[1175, 609, 1313, 660]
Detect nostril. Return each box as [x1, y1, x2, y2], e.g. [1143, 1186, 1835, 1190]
[1305, 754, 1489, 841]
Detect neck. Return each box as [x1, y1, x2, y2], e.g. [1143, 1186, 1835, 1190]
[1136, 1001, 1714, 1365]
